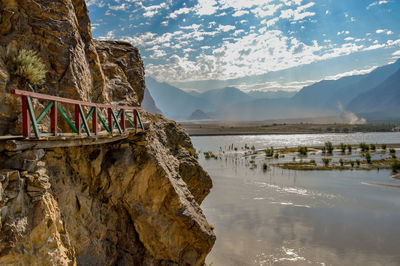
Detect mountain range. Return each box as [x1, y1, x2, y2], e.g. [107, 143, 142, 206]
[143, 59, 400, 122]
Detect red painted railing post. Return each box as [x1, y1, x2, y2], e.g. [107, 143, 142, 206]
[120, 109, 125, 132]
[108, 108, 113, 133]
[92, 106, 98, 135]
[134, 110, 138, 129]
[21, 96, 30, 137]
[75, 104, 81, 135]
[51, 101, 58, 136]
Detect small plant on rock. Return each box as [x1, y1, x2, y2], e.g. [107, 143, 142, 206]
[13, 49, 47, 85]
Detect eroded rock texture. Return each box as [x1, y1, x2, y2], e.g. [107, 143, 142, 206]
[0, 0, 144, 134]
[0, 0, 215, 264]
[0, 116, 215, 265]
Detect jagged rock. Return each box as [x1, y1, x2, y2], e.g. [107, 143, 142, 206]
[0, 0, 215, 264]
[94, 40, 145, 106]
[0, 0, 145, 135]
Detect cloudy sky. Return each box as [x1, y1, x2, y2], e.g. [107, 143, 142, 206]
[88, 0, 400, 92]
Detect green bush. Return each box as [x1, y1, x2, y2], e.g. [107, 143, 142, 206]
[265, 147, 274, 157]
[365, 152, 372, 164]
[356, 159, 361, 166]
[391, 160, 400, 173]
[262, 163, 268, 171]
[360, 142, 369, 152]
[339, 159, 344, 166]
[370, 144, 376, 151]
[325, 142, 334, 154]
[297, 146, 308, 156]
[381, 144, 387, 150]
[350, 161, 355, 167]
[339, 143, 346, 153]
[347, 145, 352, 153]
[389, 148, 396, 154]
[322, 158, 331, 167]
[13, 49, 47, 85]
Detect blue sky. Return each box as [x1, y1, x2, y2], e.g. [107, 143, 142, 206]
[88, 0, 400, 92]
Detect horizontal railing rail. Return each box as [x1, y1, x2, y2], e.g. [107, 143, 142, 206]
[10, 89, 145, 138]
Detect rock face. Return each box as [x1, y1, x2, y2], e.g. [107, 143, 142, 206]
[0, 115, 215, 265]
[0, 0, 144, 135]
[0, 0, 215, 264]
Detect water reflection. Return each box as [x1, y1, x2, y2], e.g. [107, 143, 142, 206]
[195, 135, 400, 265]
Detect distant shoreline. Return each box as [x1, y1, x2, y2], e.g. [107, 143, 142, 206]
[181, 122, 399, 136]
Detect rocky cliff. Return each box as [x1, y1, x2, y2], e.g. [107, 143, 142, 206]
[0, 0, 215, 265]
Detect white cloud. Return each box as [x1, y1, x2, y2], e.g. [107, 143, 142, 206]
[167, 7, 193, 19]
[337, 30, 350, 36]
[392, 50, 400, 56]
[216, 25, 236, 32]
[108, 3, 130, 11]
[142, 3, 169, 18]
[367, 0, 389, 9]
[280, 2, 316, 21]
[195, 0, 219, 16]
[98, 30, 116, 40]
[376, 29, 385, 34]
[232, 10, 250, 17]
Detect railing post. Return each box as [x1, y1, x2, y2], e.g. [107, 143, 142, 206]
[92, 106, 98, 135]
[120, 109, 125, 132]
[108, 108, 113, 133]
[51, 101, 58, 136]
[21, 96, 30, 137]
[134, 109, 138, 130]
[75, 104, 81, 135]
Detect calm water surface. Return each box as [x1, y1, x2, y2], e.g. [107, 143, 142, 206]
[192, 133, 400, 266]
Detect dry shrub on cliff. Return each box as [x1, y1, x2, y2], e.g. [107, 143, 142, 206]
[13, 49, 47, 85]
[0, 46, 47, 85]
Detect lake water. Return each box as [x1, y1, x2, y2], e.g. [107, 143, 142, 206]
[191, 133, 400, 266]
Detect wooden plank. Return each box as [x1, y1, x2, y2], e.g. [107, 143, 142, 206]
[108, 108, 113, 133]
[32, 101, 53, 131]
[78, 104, 91, 136]
[121, 109, 126, 132]
[57, 104, 78, 133]
[97, 111, 111, 133]
[26, 96, 40, 138]
[51, 101, 57, 136]
[111, 109, 123, 134]
[4, 134, 132, 152]
[21, 96, 30, 137]
[75, 104, 81, 135]
[80, 107, 95, 130]
[11, 89, 141, 111]
[92, 107, 98, 135]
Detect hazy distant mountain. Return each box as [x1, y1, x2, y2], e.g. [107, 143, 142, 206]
[145, 77, 214, 119]
[198, 87, 253, 106]
[247, 90, 296, 99]
[216, 98, 336, 121]
[142, 87, 162, 114]
[292, 59, 400, 109]
[348, 67, 400, 115]
[146, 59, 400, 121]
[188, 109, 210, 120]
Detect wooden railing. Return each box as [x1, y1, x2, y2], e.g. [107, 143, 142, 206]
[10, 89, 144, 138]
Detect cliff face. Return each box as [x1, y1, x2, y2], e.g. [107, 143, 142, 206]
[0, 0, 144, 134]
[0, 0, 215, 264]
